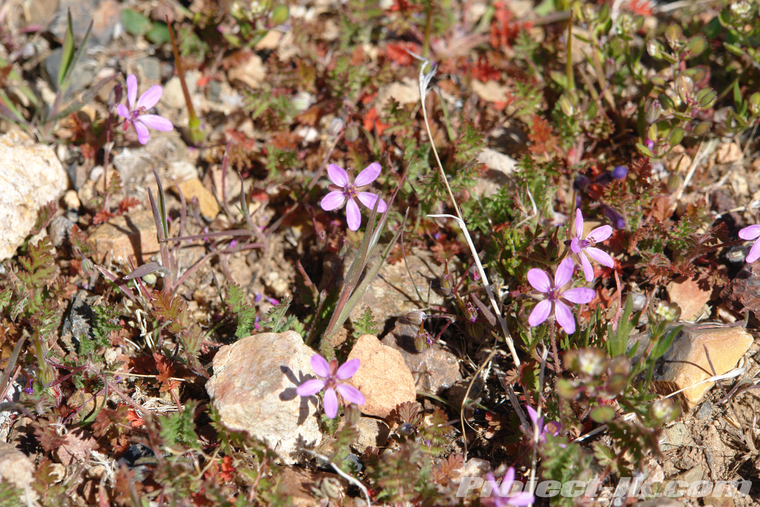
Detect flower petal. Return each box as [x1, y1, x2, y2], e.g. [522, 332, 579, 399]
[739, 224, 760, 240]
[126, 74, 137, 109]
[336, 358, 360, 379]
[116, 104, 130, 119]
[357, 192, 387, 213]
[139, 114, 174, 132]
[587, 225, 612, 243]
[355, 162, 382, 186]
[327, 164, 349, 186]
[575, 208, 584, 238]
[586, 247, 615, 268]
[570, 238, 582, 253]
[525, 405, 539, 426]
[500, 467, 516, 493]
[136, 85, 163, 110]
[346, 199, 362, 231]
[323, 387, 339, 419]
[321, 191, 347, 211]
[554, 257, 575, 287]
[296, 378, 326, 397]
[336, 384, 366, 405]
[579, 251, 595, 283]
[310, 354, 331, 377]
[526, 268, 551, 293]
[563, 287, 596, 305]
[554, 301, 576, 334]
[508, 492, 536, 507]
[134, 120, 150, 144]
[528, 300, 552, 327]
[747, 239, 760, 263]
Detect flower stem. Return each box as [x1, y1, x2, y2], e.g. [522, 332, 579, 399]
[167, 17, 204, 146]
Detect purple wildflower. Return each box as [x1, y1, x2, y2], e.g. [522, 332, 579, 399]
[525, 405, 561, 443]
[116, 74, 174, 145]
[527, 257, 595, 335]
[485, 468, 535, 507]
[570, 209, 615, 282]
[739, 224, 760, 263]
[320, 162, 387, 231]
[297, 354, 366, 419]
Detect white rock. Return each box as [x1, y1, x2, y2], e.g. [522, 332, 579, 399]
[206, 332, 323, 464]
[0, 131, 67, 261]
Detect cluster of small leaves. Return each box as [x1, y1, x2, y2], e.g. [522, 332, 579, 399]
[159, 401, 199, 449]
[226, 283, 259, 339]
[352, 307, 380, 338]
[150, 291, 204, 367]
[260, 296, 304, 334]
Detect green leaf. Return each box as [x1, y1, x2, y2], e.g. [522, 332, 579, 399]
[121, 9, 152, 36]
[160, 400, 199, 449]
[146, 23, 171, 45]
[590, 405, 615, 423]
[58, 10, 75, 88]
[58, 19, 93, 93]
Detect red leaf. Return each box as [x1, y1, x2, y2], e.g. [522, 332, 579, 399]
[92, 209, 116, 225]
[363, 107, 390, 136]
[385, 42, 420, 66]
[118, 197, 141, 215]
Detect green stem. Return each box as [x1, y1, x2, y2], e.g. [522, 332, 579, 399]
[167, 17, 204, 145]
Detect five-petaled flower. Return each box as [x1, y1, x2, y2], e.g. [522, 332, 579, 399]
[320, 162, 387, 231]
[485, 468, 535, 507]
[297, 354, 366, 419]
[527, 257, 595, 335]
[571, 209, 614, 282]
[525, 405, 561, 444]
[739, 224, 760, 263]
[116, 74, 174, 145]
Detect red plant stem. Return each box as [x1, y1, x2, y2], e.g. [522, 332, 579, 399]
[166, 16, 197, 122]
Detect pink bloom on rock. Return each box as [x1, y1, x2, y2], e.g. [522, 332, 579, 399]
[571, 208, 614, 282]
[739, 224, 760, 263]
[297, 354, 366, 419]
[485, 468, 535, 507]
[320, 162, 387, 231]
[527, 257, 595, 335]
[116, 74, 174, 145]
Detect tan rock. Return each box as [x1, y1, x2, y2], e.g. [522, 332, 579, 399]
[0, 131, 68, 261]
[63, 189, 81, 210]
[255, 29, 283, 50]
[87, 208, 160, 263]
[276, 467, 342, 507]
[177, 177, 220, 219]
[347, 335, 416, 418]
[54, 429, 97, 466]
[0, 442, 36, 499]
[666, 276, 712, 321]
[376, 78, 420, 116]
[653, 324, 754, 408]
[206, 332, 323, 464]
[228, 53, 266, 90]
[716, 142, 742, 164]
[471, 80, 509, 103]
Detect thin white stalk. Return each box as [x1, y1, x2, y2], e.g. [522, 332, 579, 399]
[415, 57, 520, 368]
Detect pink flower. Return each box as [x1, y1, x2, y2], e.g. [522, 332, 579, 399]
[527, 258, 595, 335]
[297, 354, 366, 419]
[116, 74, 174, 145]
[739, 224, 760, 263]
[570, 208, 615, 282]
[485, 468, 535, 507]
[320, 162, 387, 231]
[525, 405, 561, 443]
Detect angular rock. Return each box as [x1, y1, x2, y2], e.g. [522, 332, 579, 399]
[472, 80, 509, 103]
[721, 261, 760, 318]
[652, 323, 753, 408]
[666, 275, 713, 321]
[0, 442, 36, 499]
[716, 142, 742, 164]
[474, 148, 517, 198]
[352, 417, 390, 452]
[0, 131, 68, 261]
[383, 319, 462, 395]
[112, 147, 157, 184]
[331, 248, 444, 327]
[206, 331, 322, 464]
[228, 53, 266, 90]
[54, 429, 97, 466]
[177, 178, 220, 219]
[87, 208, 160, 263]
[346, 335, 416, 418]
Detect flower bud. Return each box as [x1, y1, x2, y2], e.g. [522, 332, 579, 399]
[345, 124, 359, 142]
[650, 398, 679, 424]
[646, 100, 662, 123]
[559, 95, 574, 116]
[611, 165, 628, 180]
[465, 302, 478, 323]
[675, 75, 694, 104]
[749, 92, 760, 116]
[603, 206, 626, 229]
